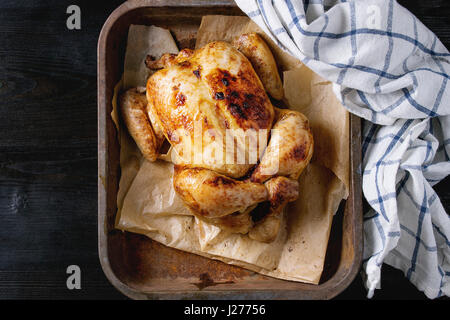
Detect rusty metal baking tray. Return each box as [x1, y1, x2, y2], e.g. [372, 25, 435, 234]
[98, 0, 363, 299]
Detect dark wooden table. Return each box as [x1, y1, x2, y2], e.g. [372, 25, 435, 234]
[0, 0, 448, 300]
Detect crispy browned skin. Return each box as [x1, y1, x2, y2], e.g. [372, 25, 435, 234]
[250, 107, 314, 183]
[119, 88, 164, 161]
[249, 176, 299, 243]
[146, 41, 274, 178]
[233, 33, 284, 100]
[173, 166, 268, 219]
[120, 38, 313, 241]
[146, 49, 194, 69]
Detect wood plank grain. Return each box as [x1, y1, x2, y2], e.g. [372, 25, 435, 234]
[0, 0, 125, 299]
[0, 0, 448, 300]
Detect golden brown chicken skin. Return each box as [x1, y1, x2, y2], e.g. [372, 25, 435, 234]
[119, 33, 314, 242]
[119, 87, 164, 162]
[146, 41, 275, 178]
[233, 33, 284, 100]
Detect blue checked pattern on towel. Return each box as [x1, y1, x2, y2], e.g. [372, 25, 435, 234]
[234, 0, 450, 298]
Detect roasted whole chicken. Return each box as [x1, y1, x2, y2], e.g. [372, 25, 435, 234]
[120, 33, 313, 243]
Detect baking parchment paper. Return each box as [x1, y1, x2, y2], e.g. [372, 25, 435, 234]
[113, 18, 349, 284]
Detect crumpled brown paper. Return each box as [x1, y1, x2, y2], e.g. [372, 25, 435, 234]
[113, 17, 349, 284]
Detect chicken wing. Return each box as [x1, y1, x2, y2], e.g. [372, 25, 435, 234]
[145, 49, 194, 69]
[119, 88, 164, 161]
[233, 33, 284, 100]
[146, 41, 275, 178]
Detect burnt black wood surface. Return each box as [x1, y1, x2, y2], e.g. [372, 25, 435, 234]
[0, 0, 449, 300]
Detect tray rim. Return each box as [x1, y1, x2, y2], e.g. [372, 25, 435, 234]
[98, 0, 363, 300]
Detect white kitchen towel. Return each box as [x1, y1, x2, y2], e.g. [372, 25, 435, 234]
[234, 0, 450, 298]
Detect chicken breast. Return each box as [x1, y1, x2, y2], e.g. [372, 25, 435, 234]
[233, 33, 284, 100]
[250, 108, 314, 183]
[146, 41, 275, 178]
[119, 87, 164, 161]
